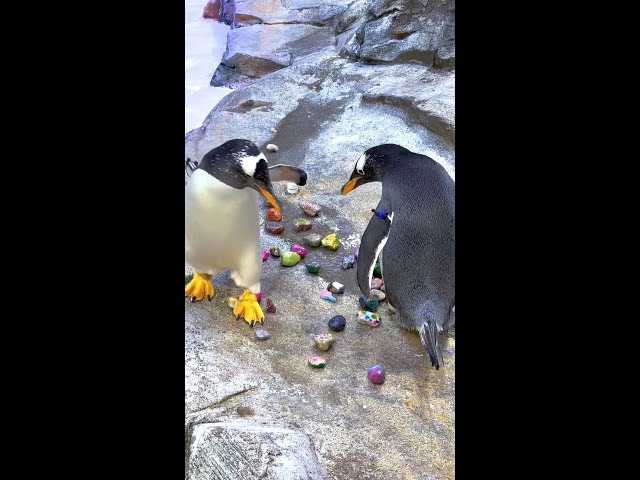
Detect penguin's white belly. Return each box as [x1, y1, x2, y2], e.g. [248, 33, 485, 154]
[185, 170, 261, 280]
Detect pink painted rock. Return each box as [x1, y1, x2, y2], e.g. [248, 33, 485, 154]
[320, 291, 337, 303]
[256, 292, 262, 303]
[371, 278, 384, 290]
[262, 250, 269, 262]
[290, 244, 308, 258]
[299, 200, 322, 217]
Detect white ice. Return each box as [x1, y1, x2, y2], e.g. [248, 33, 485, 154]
[185, 0, 234, 134]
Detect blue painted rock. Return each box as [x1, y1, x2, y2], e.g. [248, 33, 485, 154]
[328, 315, 346, 332]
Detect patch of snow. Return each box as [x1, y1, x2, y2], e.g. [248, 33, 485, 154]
[185, 0, 234, 133]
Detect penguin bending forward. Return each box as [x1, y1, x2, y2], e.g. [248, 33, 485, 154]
[185, 139, 307, 326]
[341, 144, 455, 369]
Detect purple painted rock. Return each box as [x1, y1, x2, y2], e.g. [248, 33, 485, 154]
[256, 292, 262, 303]
[294, 218, 312, 232]
[262, 250, 269, 262]
[266, 222, 284, 234]
[299, 200, 322, 217]
[266, 298, 276, 314]
[290, 244, 308, 258]
[371, 278, 384, 290]
[367, 364, 385, 384]
[320, 291, 337, 303]
[354, 248, 359, 259]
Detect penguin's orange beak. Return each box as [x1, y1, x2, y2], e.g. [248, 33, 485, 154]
[341, 175, 363, 195]
[257, 185, 281, 212]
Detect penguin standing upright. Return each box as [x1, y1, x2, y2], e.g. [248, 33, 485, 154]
[341, 144, 455, 369]
[185, 139, 307, 326]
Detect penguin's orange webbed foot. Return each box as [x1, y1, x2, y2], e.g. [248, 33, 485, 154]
[233, 289, 265, 327]
[185, 273, 215, 302]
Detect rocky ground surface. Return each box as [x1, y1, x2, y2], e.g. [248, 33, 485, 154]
[186, 1, 455, 478]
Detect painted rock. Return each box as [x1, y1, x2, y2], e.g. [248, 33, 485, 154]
[303, 233, 322, 247]
[322, 233, 340, 251]
[314, 333, 334, 351]
[266, 208, 282, 221]
[369, 289, 386, 301]
[266, 298, 276, 314]
[256, 292, 262, 303]
[373, 262, 382, 278]
[227, 297, 238, 309]
[367, 364, 385, 384]
[327, 281, 345, 295]
[328, 315, 346, 332]
[290, 244, 308, 258]
[342, 255, 356, 269]
[281, 251, 301, 267]
[359, 295, 379, 312]
[299, 200, 321, 217]
[269, 247, 281, 258]
[266, 143, 279, 152]
[262, 250, 269, 262]
[294, 218, 312, 232]
[354, 248, 359, 259]
[255, 329, 270, 341]
[306, 262, 320, 274]
[266, 222, 284, 234]
[308, 356, 326, 368]
[371, 278, 384, 290]
[357, 310, 381, 327]
[321, 291, 337, 303]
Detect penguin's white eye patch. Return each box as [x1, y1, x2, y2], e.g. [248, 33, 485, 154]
[355, 154, 366, 175]
[240, 154, 267, 177]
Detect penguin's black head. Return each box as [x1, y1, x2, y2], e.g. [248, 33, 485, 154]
[341, 144, 410, 195]
[198, 139, 281, 212]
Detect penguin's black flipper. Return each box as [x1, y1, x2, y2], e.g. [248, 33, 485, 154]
[356, 205, 392, 295]
[419, 314, 443, 370]
[268, 165, 307, 185]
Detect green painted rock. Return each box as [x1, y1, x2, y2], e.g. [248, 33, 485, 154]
[308, 356, 326, 368]
[321, 233, 340, 251]
[373, 262, 382, 278]
[303, 233, 322, 247]
[281, 251, 301, 267]
[306, 262, 320, 274]
[294, 218, 312, 232]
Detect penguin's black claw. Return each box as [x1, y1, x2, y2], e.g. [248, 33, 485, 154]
[249, 321, 255, 328]
[191, 296, 196, 303]
[207, 295, 212, 301]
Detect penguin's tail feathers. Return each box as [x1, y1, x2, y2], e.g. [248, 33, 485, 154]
[419, 317, 443, 370]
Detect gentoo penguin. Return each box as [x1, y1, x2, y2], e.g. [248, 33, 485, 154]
[341, 144, 455, 369]
[185, 139, 307, 326]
